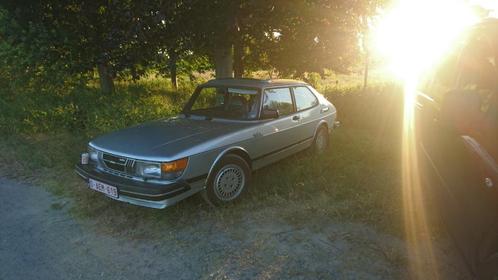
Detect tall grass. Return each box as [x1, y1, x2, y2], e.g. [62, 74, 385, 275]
[0, 74, 409, 237]
[0, 75, 202, 135]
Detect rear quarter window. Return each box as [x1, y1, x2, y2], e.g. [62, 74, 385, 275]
[293, 86, 319, 111]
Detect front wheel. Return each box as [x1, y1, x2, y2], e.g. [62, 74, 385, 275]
[312, 125, 329, 154]
[204, 154, 251, 206]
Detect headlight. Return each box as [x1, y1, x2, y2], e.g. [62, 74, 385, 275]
[133, 158, 189, 180]
[135, 162, 162, 179]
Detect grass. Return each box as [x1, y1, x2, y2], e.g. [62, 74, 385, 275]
[0, 74, 412, 239]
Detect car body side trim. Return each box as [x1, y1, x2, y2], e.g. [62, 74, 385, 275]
[119, 188, 188, 201]
[186, 173, 208, 184]
[253, 136, 314, 161]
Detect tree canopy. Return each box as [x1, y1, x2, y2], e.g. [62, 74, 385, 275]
[0, 0, 382, 93]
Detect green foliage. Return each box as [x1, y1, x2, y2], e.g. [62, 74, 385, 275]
[155, 52, 213, 78]
[305, 72, 323, 89]
[185, 0, 380, 76]
[0, 1, 174, 93]
[0, 76, 196, 135]
[0, 9, 85, 96]
[0, 1, 385, 93]
[259, 1, 365, 75]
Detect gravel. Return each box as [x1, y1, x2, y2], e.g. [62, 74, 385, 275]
[0, 177, 470, 280]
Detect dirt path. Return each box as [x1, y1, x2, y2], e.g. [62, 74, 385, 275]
[0, 177, 470, 280]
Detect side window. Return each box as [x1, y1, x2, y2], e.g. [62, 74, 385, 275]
[457, 34, 497, 97]
[447, 34, 498, 122]
[262, 88, 294, 116]
[293, 86, 318, 111]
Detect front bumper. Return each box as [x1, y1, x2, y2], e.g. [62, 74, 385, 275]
[75, 163, 206, 209]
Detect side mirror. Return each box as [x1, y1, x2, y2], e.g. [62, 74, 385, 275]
[261, 108, 279, 119]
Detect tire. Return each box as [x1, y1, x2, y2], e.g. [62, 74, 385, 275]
[204, 154, 251, 206]
[312, 125, 329, 154]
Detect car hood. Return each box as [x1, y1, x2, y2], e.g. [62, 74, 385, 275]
[90, 116, 253, 161]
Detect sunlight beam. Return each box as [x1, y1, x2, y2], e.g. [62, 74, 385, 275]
[372, 0, 487, 278]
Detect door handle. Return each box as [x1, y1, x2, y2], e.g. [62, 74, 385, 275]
[321, 107, 330, 113]
[292, 115, 300, 121]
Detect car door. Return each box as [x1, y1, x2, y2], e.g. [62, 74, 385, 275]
[416, 27, 498, 278]
[252, 87, 302, 162]
[291, 86, 321, 142]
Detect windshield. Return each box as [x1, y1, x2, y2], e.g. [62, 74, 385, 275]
[185, 86, 260, 120]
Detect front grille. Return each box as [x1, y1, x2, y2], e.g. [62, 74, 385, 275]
[102, 167, 134, 179]
[101, 153, 135, 176]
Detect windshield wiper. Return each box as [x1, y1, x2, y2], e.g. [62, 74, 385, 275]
[184, 111, 213, 120]
[182, 110, 191, 118]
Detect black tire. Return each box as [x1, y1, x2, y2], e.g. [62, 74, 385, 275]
[312, 125, 329, 154]
[204, 154, 251, 206]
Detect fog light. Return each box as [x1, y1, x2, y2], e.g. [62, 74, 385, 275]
[81, 153, 89, 165]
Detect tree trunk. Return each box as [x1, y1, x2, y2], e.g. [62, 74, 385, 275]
[214, 42, 233, 79]
[233, 34, 244, 78]
[97, 63, 114, 94]
[363, 50, 369, 91]
[168, 49, 178, 90]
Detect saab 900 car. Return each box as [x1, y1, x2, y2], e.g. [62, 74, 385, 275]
[75, 78, 337, 209]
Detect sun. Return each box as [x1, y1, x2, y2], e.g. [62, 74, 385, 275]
[373, 0, 480, 84]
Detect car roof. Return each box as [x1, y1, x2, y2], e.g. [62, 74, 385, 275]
[202, 78, 308, 89]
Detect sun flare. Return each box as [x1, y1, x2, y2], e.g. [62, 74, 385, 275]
[372, 1, 487, 278]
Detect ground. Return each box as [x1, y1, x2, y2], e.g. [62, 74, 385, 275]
[0, 79, 474, 279]
[0, 176, 469, 280]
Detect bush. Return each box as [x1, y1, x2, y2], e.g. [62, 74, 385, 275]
[0, 76, 199, 136]
[323, 83, 404, 132]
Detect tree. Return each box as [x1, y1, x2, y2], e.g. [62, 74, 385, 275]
[180, 0, 239, 78]
[0, 1, 166, 93]
[1, 0, 384, 90]
[153, 0, 213, 88]
[250, 0, 379, 77]
[183, 0, 381, 79]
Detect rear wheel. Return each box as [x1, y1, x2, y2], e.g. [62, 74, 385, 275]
[204, 154, 251, 206]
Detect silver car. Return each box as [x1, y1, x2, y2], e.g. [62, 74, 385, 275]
[75, 78, 337, 209]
